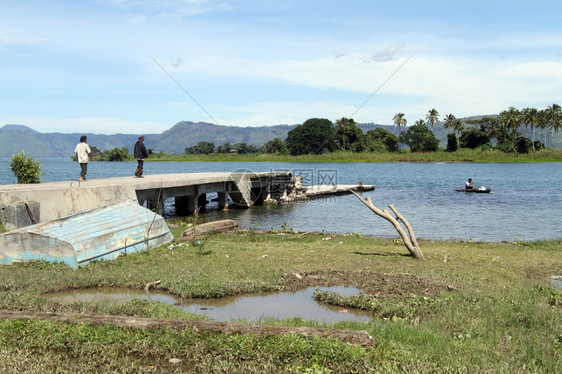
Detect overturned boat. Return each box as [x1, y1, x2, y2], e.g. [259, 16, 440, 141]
[0, 200, 173, 268]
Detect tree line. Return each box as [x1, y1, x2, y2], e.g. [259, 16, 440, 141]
[70, 103, 562, 160]
[8, 104, 561, 184]
[184, 103, 561, 156]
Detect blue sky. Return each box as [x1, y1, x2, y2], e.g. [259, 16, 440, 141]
[1, 0, 561, 134]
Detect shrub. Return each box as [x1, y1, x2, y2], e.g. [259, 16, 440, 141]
[285, 118, 338, 155]
[515, 137, 533, 154]
[446, 133, 458, 152]
[399, 124, 439, 152]
[99, 147, 129, 161]
[9, 151, 43, 184]
[365, 128, 399, 152]
[459, 128, 491, 149]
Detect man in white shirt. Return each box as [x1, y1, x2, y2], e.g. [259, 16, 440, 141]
[74, 135, 92, 181]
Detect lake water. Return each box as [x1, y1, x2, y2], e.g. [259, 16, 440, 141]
[1, 158, 561, 242]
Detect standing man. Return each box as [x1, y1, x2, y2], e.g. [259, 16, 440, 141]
[74, 135, 92, 181]
[134, 135, 148, 177]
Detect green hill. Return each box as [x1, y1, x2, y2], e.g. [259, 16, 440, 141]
[0, 121, 302, 158]
[149, 121, 297, 154]
[1, 119, 559, 159]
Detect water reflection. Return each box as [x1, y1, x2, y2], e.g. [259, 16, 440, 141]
[47, 286, 372, 323]
[553, 276, 562, 289]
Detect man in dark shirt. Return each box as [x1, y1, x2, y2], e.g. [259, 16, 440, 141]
[134, 135, 149, 177]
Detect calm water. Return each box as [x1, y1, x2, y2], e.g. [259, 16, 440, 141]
[1, 158, 561, 242]
[47, 286, 372, 323]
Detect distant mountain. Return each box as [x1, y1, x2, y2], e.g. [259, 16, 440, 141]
[1, 124, 39, 133]
[150, 121, 298, 154]
[1, 119, 559, 158]
[0, 124, 152, 158]
[0, 121, 383, 158]
[0, 121, 303, 158]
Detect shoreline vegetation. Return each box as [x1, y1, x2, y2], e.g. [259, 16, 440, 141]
[137, 148, 562, 163]
[1, 226, 560, 372]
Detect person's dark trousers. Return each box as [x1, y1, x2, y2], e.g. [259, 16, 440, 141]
[135, 159, 144, 177]
[80, 163, 88, 179]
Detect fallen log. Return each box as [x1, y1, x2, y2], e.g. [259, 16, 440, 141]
[0, 310, 373, 346]
[180, 219, 238, 240]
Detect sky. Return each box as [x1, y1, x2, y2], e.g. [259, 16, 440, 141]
[1, 0, 561, 135]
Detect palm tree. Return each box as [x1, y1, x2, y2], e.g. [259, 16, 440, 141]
[536, 109, 548, 146]
[480, 117, 501, 145]
[545, 103, 561, 147]
[336, 117, 351, 150]
[393, 113, 407, 134]
[522, 107, 539, 151]
[415, 119, 426, 127]
[443, 114, 456, 133]
[452, 118, 465, 137]
[499, 106, 521, 139]
[425, 108, 439, 129]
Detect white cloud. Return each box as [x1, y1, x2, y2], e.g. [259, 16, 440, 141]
[196, 52, 562, 126]
[217, 101, 355, 127]
[371, 43, 405, 62]
[126, 15, 147, 24]
[0, 26, 47, 46]
[171, 57, 185, 68]
[2, 0, 561, 134]
[104, 0, 230, 17]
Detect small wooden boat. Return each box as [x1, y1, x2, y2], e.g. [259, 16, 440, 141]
[455, 188, 491, 193]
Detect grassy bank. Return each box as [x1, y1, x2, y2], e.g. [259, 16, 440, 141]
[143, 148, 562, 163]
[0, 225, 560, 373]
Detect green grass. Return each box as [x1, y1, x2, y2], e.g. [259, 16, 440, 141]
[141, 148, 562, 163]
[0, 232, 560, 373]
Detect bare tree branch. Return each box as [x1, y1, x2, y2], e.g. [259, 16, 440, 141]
[351, 191, 424, 259]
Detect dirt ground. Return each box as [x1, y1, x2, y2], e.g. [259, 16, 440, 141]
[280, 270, 450, 298]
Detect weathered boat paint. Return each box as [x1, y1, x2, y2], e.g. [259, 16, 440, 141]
[0, 200, 173, 268]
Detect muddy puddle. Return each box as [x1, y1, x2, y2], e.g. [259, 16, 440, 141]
[553, 276, 562, 289]
[47, 286, 372, 323]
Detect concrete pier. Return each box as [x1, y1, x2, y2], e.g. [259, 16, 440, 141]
[0, 171, 293, 228]
[0, 172, 374, 230]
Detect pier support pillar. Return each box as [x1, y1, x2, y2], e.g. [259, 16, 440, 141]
[175, 194, 207, 216]
[197, 194, 207, 212]
[252, 187, 265, 206]
[217, 192, 227, 210]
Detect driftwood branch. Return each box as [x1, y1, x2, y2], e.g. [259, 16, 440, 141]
[0, 310, 373, 346]
[144, 280, 161, 291]
[388, 204, 419, 250]
[350, 191, 424, 259]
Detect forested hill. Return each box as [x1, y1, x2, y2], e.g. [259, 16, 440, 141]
[0, 121, 295, 158]
[0, 121, 382, 158]
[0, 125, 149, 158]
[151, 122, 298, 154]
[2, 120, 557, 158]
